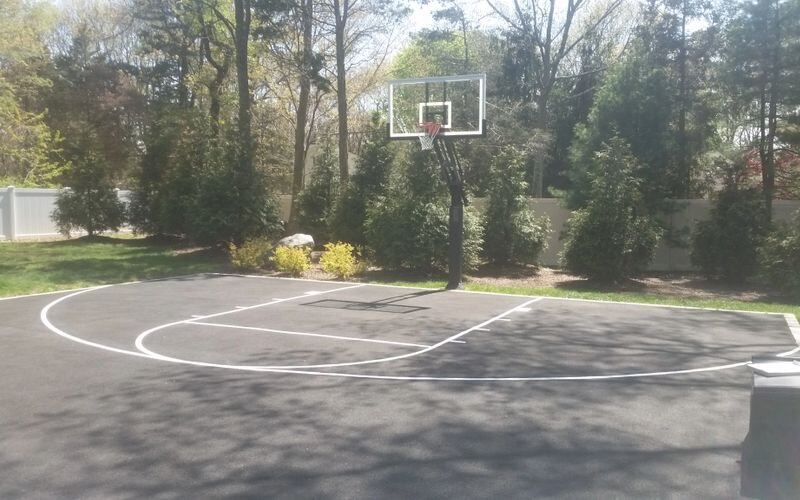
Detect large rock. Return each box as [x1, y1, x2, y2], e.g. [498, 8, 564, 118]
[277, 233, 314, 249]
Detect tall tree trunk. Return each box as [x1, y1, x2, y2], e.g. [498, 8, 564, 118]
[201, 33, 230, 138]
[234, 0, 252, 243]
[209, 77, 223, 137]
[289, 0, 314, 231]
[533, 91, 550, 197]
[333, 0, 349, 188]
[178, 49, 190, 107]
[759, 0, 781, 222]
[678, 0, 689, 198]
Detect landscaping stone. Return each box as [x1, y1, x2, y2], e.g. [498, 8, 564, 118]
[277, 233, 314, 249]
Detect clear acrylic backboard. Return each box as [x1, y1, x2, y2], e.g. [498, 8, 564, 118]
[388, 74, 486, 139]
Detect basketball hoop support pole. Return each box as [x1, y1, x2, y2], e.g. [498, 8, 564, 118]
[433, 137, 465, 290]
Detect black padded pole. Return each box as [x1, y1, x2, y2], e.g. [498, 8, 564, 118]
[433, 137, 465, 290]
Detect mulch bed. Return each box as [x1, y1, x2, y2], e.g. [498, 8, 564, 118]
[273, 262, 779, 303]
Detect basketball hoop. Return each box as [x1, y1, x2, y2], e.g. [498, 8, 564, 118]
[418, 122, 442, 150]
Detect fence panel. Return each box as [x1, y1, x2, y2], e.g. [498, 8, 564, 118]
[14, 188, 60, 238]
[0, 188, 7, 239]
[1, 188, 134, 240]
[2, 187, 799, 272]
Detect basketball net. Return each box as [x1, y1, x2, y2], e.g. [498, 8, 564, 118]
[418, 122, 442, 151]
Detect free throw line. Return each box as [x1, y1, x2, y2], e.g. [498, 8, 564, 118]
[187, 321, 432, 348]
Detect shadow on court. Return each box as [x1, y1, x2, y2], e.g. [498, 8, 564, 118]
[0, 361, 752, 499]
[1, 275, 795, 499]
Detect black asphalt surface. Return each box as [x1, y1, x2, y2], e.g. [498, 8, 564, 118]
[1, 274, 796, 499]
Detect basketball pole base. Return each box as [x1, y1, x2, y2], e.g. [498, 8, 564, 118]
[432, 137, 466, 291]
[446, 192, 464, 290]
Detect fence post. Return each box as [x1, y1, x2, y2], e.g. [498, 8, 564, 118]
[7, 186, 16, 241]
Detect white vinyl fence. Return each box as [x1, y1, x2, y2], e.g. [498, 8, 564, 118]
[2, 186, 799, 271]
[0, 187, 131, 241]
[513, 198, 800, 271]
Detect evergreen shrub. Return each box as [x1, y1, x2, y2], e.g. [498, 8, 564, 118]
[483, 146, 550, 265]
[561, 137, 662, 281]
[365, 198, 483, 273]
[758, 211, 800, 298]
[330, 114, 394, 246]
[296, 141, 339, 243]
[691, 188, 767, 282]
[52, 154, 126, 237]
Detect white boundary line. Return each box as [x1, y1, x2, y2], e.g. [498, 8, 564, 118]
[1, 287, 91, 302]
[523, 294, 790, 316]
[38, 277, 800, 382]
[1, 272, 217, 302]
[782, 314, 800, 354]
[188, 321, 433, 349]
[207, 272, 795, 317]
[8, 270, 795, 320]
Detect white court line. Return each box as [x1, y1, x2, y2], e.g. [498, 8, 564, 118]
[136, 297, 545, 370]
[41, 286, 156, 360]
[39, 279, 800, 382]
[246, 361, 755, 381]
[785, 314, 800, 344]
[188, 321, 433, 348]
[777, 314, 800, 357]
[41, 292, 759, 379]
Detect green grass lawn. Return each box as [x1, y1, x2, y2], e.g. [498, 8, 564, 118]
[2, 236, 797, 320]
[377, 279, 800, 319]
[0, 236, 228, 297]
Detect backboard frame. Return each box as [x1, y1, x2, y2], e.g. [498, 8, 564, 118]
[388, 73, 487, 140]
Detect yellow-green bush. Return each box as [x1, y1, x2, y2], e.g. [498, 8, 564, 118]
[320, 242, 358, 279]
[273, 246, 311, 276]
[228, 237, 273, 271]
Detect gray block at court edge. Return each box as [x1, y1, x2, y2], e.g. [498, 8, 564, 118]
[740, 356, 800, 499]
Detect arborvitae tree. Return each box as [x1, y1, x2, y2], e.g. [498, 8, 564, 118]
[52, 147, 126, 238]
[330, 114, 394, 246]
[296, 140, 339, 243]
[562, 137, 662, 281]
[364, 143, 483, 273]
[567, 44, 677, 210]
[691, 186, 767, 283]
[483, 146, 550, 265]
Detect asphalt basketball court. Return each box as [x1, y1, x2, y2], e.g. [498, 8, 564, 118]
[2, 273, 798, 499]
